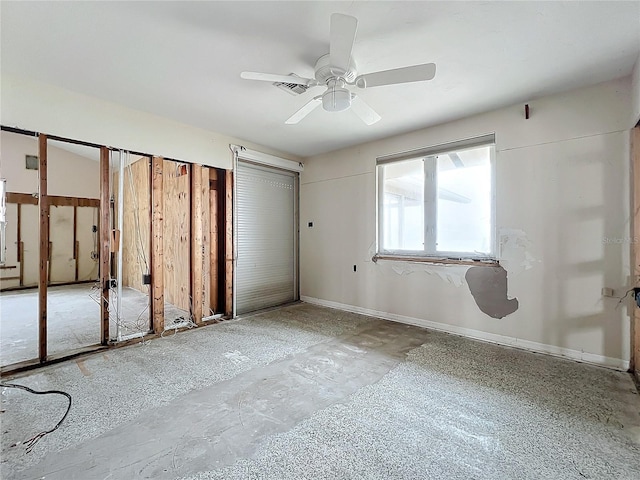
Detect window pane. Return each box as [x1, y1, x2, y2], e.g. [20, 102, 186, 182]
[382, 159, 424, 251]
[436, 146, 492, 255]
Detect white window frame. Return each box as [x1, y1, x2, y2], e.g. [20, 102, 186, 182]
[376, 134, 496, 262]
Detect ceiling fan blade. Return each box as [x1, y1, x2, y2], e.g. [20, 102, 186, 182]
[350, 95, 381, 125]
[449, 152, 464, 168]
[355, 63, 436, 88]
[241, 71, 314, 86]
[330, 13, 358, 73]
[285, 96, 322, 124]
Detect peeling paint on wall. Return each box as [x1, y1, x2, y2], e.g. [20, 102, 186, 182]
[499, 228, 538, 275]
[465, 265, 519, 318]
[424, 267, 466, 287]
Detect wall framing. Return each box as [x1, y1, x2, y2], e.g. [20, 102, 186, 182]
[38, 134, 49, 362]
[0, 125, 233, 376]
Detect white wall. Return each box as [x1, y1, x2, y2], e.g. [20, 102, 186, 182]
[301, 77, 632, 369]
[1, 74, 300, 169]
[1, 131, 100, 287]
[632, 53, 640, 127]
[1, 131, 100, 197]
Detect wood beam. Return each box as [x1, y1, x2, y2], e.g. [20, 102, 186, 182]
[6, 192, 37, 205]
[100, 147, 110, 345]
[224, 169, 233, 317]
[6, 192, 99, 207]
[190, 164, 204, 324]
[48, 196, 100, 208]
[151, 156, 165, 333]
[38, 134, 49, 362]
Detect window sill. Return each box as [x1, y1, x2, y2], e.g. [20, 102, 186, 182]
[372, 254, 499, 267]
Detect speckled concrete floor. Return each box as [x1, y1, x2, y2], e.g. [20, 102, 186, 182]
[1, 303, 639, 480]
[0, 284, 190, 366]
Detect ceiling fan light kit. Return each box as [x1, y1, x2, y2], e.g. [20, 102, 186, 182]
[241, 13, 436, 125]
[323, 79, 351, 112]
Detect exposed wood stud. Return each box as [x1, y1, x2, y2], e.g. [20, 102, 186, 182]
[190, 164, 204, 325]
[210, 168, 219, 313]
[201, 167, 211, 319]
[100, 147, 110, 345]
[74, 241, 80, 281]
[224, 169, 233, 317]
[48, 241, 53, 283]
[151, 156, 165, 333]
[38, 134, 49, 363]
[18, 242, 24, 286]
[16, 203, 22, 264]
[73, 206, 79, 281]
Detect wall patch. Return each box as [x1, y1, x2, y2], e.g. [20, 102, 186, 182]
[466, 265, 518, 318]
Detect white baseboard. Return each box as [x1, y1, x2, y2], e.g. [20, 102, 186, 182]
[300, 296, 630, 372]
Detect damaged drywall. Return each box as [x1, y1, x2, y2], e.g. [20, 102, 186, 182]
[465, 265, 519, 319]
[498, 228, 538, 274]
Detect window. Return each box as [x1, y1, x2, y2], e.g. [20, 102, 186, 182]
[377, 135, 495, 260]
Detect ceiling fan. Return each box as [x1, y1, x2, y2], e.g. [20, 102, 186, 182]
[240, 13, 436, 125]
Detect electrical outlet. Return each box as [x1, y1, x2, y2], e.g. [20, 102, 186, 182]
[601, 287, 614, 297]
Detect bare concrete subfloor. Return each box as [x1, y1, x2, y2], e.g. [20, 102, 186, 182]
[0, 284, 188, 366]
[1, 303, 639, 479]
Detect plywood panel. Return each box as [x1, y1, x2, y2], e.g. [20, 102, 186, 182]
[49, 206, 75, 283]
[121, 157, 151, 293]
[189, 165, 212, 322]
[21, 204, 40, 286]
[77, 206, 99, 281]
[163, 160, 191, 312]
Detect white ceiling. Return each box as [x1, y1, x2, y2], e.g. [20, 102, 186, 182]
[2, 1, 639, 158]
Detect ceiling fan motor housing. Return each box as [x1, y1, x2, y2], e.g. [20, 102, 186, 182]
[315, 54, 357, 112]
[314, 53, 357, 84]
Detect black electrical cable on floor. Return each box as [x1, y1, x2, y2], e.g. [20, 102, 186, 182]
[0, 382, 72, 453]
